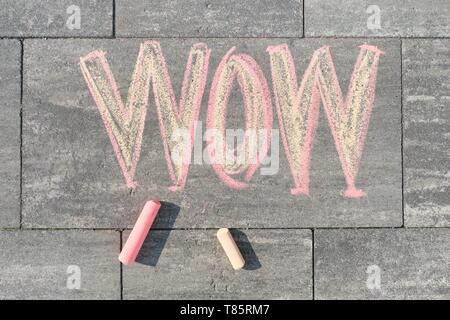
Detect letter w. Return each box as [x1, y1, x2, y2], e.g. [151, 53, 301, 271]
[268, 44, 383, 197]
[80, 41, 211, 189]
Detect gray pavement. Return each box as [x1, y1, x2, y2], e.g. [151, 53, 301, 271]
[0, 0, 448, 299]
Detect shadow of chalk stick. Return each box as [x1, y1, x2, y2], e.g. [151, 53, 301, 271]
[230, 229, 262, 271]
[134, 201, 180, 267]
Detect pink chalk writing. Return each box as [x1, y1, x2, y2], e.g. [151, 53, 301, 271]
[80, 42, 383, 197]
[80, 41, 210, 190]
[206, 47, 273, 189]
[268, 44, 383, 197]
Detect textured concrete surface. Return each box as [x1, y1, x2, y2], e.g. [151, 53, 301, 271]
[0, 230, 120, 299]
[315, 229, 450, 300]
[116, 0, 303, 37]
[23, 38, 401, 228]
[0, 0, 112, 37]
[305, 0, 450, 37]
[403, 40, 450, 227]
[0, 40, 20, 228]
[122, 229, 312, 299]
[0, 1, 449, 300]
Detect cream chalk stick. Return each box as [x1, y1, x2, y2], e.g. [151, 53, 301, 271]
[216, 228, 245, 270]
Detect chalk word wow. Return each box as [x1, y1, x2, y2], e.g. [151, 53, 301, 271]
[80, 42, 383, 198]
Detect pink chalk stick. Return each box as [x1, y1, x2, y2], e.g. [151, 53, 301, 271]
[119, 200, 161, 266]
